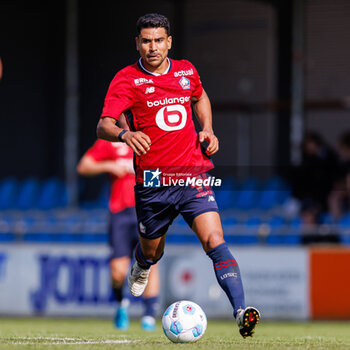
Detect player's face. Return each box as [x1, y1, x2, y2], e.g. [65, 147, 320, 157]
[136, 27, 172, 73]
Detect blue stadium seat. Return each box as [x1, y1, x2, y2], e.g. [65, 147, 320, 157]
[233, 177, 260, 210]
[16, 178, 40, 209]
[215, 190, 235, 210]
[225, 235, 259, 245]
[319, 212, 334, 225]
[278, 189, 292, 205]
[263, 176, 285, 190]
[215, 177, 236, 209]
[234, 190, 258, 210]
[221, 216, 238, 236]
[96, 183, 110, 209]
[268, 216, 285, 235]
[337, 214, 350, 236]
[266, 234, 301, 245]
[241, 217, 261, 237]
[257, 189, 280, 210]
[338, 213, 350, 225]
[223, 216, 259, 244]
[245, 216, 261, 226]
[220, 176, 236, 191]
[0, 178, 18, 209]
[37, 177, 68, 209]
[340, 234, 350, 245]
[260, 176, 292, 207]
[240, 177, 260, 191]
[222, 216, 238, 227]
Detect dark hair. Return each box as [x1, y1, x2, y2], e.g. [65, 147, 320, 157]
[136, 13, 170, 36]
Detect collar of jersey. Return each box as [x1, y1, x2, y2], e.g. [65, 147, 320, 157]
[137, 57, 172, 76]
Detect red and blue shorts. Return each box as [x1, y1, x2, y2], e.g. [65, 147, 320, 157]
[134, 179, 219, 239]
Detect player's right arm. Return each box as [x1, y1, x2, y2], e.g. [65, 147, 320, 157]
[97, 70, 151, 156]
[77, 153, 128, 178]
[97, 117, 151, 156]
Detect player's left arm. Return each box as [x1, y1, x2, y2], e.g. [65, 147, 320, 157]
[191, 89, 219, 156]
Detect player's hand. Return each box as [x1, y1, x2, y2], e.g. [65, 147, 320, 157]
[120, 130, 151, 156]
[199, 130, 219, 156]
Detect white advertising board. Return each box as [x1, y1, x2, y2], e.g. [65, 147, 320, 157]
[162, 245, 309, 320]
[0, 244, 309, 319]
[0, 244, 121, 316]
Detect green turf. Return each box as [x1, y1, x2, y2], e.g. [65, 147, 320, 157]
[0, 318, 349, 349]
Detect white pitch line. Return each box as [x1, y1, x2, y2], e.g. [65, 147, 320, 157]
[7, 337, 136, 345]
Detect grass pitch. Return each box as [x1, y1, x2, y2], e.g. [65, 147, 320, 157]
[0, 317, 349, 349]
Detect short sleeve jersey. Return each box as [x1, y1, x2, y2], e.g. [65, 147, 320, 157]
[101, 58, 214, 183]
[86, 139, 135, 213]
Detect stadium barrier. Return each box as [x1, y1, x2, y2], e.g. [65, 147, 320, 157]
[0, 243, 349, 319]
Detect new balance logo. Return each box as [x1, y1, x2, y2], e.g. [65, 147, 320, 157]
[145, 86, 155, 94]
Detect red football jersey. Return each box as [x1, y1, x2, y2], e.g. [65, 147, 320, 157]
[86, 139, 135, 213]
[101, 58, 213, 183]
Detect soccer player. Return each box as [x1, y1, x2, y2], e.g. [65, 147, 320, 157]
[77, 131, 160, 331]
[96, 13, 260, 338]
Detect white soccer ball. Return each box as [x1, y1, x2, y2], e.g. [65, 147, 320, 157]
[162, 300, 207, 343]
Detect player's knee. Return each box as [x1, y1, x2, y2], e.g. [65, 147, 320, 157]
[110, 268, 127, 285]
[111, 275, 124, 288]
[202, 231, 225, 252]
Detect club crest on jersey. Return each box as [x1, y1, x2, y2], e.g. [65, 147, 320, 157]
[178, 76, 191, 90]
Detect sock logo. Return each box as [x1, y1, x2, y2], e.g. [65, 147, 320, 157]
[220, 272, 238, 280]
[214, 259, 237, 270]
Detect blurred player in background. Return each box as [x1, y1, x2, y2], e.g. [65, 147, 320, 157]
[328, 131, 350, 220]
[96, 13, 260, 338]
[77, 126, 160, 331]
[290, 132, 338, 221]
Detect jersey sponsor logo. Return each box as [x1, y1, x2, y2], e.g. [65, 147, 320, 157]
[155, 105, 187, 131]
[145, 86, 155, 94]
[179, 76, 191, 90]
[146, 96, 190, 108]
[174, 68, 194, 77]
[134, 77, 154, 86]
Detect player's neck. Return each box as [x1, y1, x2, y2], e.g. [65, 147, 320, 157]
[139, 58, 170, 76]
